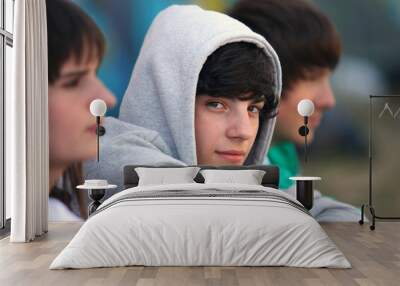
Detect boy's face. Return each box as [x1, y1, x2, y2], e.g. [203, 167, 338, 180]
[194, 95, 265, 165]
[49, 56, 116, 168]
[276, 69, 336, 144]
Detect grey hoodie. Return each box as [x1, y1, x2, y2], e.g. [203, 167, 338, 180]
[84, 5, 282, 191]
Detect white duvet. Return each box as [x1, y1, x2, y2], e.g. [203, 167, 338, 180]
[50, 183, 350, 269]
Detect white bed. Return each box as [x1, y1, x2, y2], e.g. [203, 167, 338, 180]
[50, 183, 350, 269]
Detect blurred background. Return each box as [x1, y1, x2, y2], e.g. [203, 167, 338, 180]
[73, 0, 400, 217]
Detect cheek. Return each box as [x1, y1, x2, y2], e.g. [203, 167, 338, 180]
[251, 118, 260, 137]
[195, 109, 224, 159]
[49, 98, 83, 136]
[195, 113, 212, 150]
[277, 101, 298, 125]
[276, 101, 302, 138]
[246, 117, 260, 151]
[48, 97, 93, 161]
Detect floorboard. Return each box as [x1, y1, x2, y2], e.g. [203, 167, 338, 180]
[0, 222, 399, 286]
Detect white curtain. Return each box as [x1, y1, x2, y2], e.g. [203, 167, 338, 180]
[8, 0, 48, 242]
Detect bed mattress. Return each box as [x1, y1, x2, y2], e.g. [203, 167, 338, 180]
[50, 183, 350, 269]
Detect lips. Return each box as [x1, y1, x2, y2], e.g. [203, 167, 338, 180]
[87, 124, 98, 134]
[309, 115, 321, 128]
[215, 150, 245, 163]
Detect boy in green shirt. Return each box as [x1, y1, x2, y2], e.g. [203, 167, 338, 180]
[230, 0, 361, 221]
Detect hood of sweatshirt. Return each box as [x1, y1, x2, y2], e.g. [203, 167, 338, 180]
[119, 5, 282, 165]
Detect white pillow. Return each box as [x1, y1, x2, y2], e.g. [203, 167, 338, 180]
[200, 169, 266, 185]
[135, 167, 200, 186]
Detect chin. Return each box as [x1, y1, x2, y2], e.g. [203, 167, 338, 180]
[202, 160, 242, 166]
[217, 160, 245, 166]
[221, 162, 243, 166]
[78, 148, 98, 162]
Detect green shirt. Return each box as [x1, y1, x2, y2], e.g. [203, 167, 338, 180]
[264, 142, 358, 219]
[265, 141, 300, 189]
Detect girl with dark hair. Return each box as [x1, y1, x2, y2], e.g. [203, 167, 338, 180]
[46, 0, 116, 220]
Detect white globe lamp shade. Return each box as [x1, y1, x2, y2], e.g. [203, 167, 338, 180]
[90, 99, 107, 117]
[297, 99, 315, 117]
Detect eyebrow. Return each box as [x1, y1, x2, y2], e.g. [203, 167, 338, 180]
[236, 94, 266, 103]
[59, 69, 89, 79]
[252, 98, 266, 104]
[207, 95, 266, 104]
[240, 98, 265, 105]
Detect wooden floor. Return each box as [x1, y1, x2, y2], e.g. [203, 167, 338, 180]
[0, 222, 399, 286]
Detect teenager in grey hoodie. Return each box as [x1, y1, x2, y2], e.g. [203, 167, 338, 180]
[84, 5, 282, 192]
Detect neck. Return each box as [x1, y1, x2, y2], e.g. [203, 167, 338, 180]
[49, 164, 66, 190]
[271, 131, 287, 146]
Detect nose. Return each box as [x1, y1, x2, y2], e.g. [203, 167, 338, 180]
[91, 78, 117, 110]
[226, 107, 254, 140]
[316, 82, 336, 111]
[98, 81, 116, 109]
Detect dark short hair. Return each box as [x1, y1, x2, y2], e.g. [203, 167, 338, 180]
[46, 0, 106, 84]
[229, 0, 341, 95]
[196, 42, 278, 118]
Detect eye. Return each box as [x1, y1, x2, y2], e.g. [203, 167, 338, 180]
[206, 101, 225, 110]
[63, 77, 81, 88]
[248, 105, 262, 114]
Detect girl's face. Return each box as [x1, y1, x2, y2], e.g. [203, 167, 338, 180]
[195, 95, 265, 165]
[276, 69, 336, 144]
[49, 56, 116, 167]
